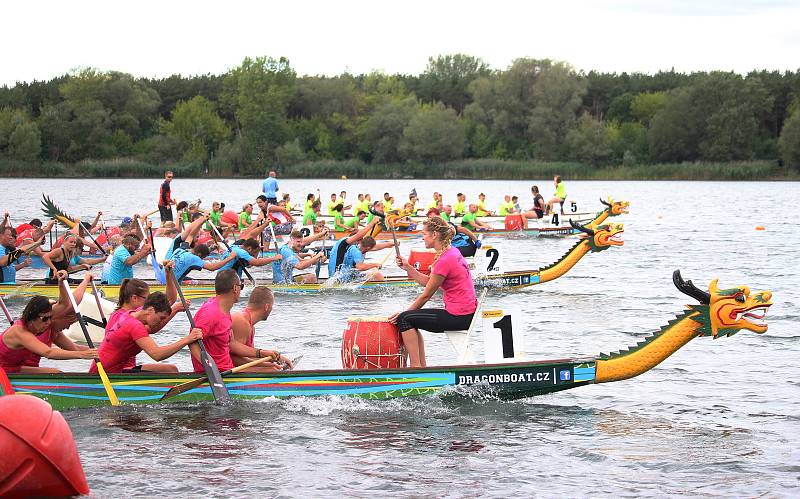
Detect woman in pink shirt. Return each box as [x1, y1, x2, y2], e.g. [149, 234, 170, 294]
[390, 216, 477, 367]
[89, 292, 201, 374]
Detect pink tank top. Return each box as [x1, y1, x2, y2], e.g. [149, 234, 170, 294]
[0, 320, 54, 372]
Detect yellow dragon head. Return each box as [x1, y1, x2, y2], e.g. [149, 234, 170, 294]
[570, 220, 624, 252]
[600, 197, 630, 217]
[673, 270, 773, 337]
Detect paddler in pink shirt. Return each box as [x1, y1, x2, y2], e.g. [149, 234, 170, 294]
[189, 269, 285, 373]
[389, 216, 477, 367]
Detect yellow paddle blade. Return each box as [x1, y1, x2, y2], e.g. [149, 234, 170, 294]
[95, 362, 120, 406]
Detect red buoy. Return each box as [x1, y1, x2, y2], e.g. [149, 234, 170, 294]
[0, 395, 90, 497]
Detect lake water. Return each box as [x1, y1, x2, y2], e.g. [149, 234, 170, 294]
[2, 178, 799, 497]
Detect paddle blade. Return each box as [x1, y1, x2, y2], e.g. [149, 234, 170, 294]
[198, 342, 232, 405]
[152, 258, 166, 284]
[95, 362, 120, 406]
[160, 375, 208, 401]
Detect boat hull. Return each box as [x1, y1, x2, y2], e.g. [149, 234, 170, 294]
[1, 270, 541, 299]
[7, 359, 597, 411]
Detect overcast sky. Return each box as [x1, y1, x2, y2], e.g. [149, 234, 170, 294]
[2, 0, 798, 86]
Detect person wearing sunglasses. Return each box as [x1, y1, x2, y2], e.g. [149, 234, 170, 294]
[0, 294, 97, 374]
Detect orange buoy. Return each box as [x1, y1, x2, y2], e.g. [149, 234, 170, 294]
[0, 395, 90, 497]
[408, 249, 437, 275]
[342, 317, 406, 369]
[755, 226, 765, 231]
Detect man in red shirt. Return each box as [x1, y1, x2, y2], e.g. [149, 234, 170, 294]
[158, 170, 176, 223]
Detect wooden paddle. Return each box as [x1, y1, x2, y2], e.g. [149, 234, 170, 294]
[89, 280, 108, 328]
[169, 269, 232, 405]
[61, 279, 120, 406]
[159, 355, 276, 401]
[208, 220, 255, 285]
[77, 223, 107, 257]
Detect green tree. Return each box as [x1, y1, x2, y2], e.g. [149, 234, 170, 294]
[223, 56, 296, 172]
[275, 138, 307, 166]
[630, 91, 667, 125]
[416, 54, 491, 114]
[357, 96, 416, 163]
[565, 113, 612, 166]
[779, 99, 800, 169]
[0, 108, 41, 161]
[166, 96, 230, 165]
[400, 102, 466, 163]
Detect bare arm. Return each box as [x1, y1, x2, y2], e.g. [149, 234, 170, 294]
[397, 256, 430, 286]
[136, 329, 202, 361]
[52, 331, 90, 351]
[13, 328, 97, 360]
[202, 252, 236, 271]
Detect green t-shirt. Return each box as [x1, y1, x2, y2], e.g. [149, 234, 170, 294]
[345, 216, 360, 228]
[303, 211, 317, 226]
[205, 210, 222, 231]
[441, 212, 450, 222]
[461, 212, 477, 231]
[334, 213, 347, 232]
[238, 212, 252, 230]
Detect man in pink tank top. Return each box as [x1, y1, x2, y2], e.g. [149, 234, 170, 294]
[231, 286, 292, 370]
[190, 270, 289, 373]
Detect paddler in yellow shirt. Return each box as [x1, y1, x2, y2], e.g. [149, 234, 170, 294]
[545, 175, 567, 215]
[453, 193, 466, 217]
[476, 193, 494, 217]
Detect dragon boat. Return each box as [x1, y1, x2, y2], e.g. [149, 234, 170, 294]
[1, 222, 624, 299]
[302, 198, 629, 241]
[2, 272, 772, 411]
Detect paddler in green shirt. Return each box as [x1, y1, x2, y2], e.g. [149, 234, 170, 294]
[303, 200, 321, 226]
[345, 210, 366, 229]
[461, 204, 493, 232]
[332, 204, 348, 232]
[453, 193, 466, 217]
[304, 193, 315, 213]
[238, 203, 254, 230]
[545, 175, 567, 215]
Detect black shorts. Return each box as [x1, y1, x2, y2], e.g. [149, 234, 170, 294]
[457, 243, 477, 258]
[534, 209, 543, 218]
[159, 205, 173, 222]
[396, 308, 474, 333]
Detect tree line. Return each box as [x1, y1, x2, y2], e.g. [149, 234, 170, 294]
[1, 54, 799, 177]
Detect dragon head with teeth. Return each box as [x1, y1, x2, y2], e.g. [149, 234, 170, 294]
[673, 270, 773, 337]
[570, 221, 625, 252]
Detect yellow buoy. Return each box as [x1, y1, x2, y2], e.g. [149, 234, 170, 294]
[341, 175, 348, 180]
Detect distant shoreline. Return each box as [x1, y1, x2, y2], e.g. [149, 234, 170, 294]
[1, 158, 797, 181]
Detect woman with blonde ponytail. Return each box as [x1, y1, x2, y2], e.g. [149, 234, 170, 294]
[389, 216, 477, 367]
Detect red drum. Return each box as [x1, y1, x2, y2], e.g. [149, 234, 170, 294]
[341, 318, 406, 369]
[221, 210, 238, 225]
[196, 232, 214, 246]
[504, 214, 523, 230]
[408, 248, 437, 275]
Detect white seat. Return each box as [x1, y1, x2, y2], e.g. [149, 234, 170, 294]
[445, 288, 488, 365]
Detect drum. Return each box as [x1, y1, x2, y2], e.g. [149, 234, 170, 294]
[504, 214, 523, 230]
[408, 248, 436, 275]
[341, 317, 406, 369]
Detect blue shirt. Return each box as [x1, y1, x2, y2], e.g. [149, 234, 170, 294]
[0, 246, 15, 284]
[219, 245, 254, 278]
[262, 177, 278, 198]
[107, 246, 134, 284]
[272, 245, 299, 284]
[341, 245, 364, 270]
[172, 248, 206, 281]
